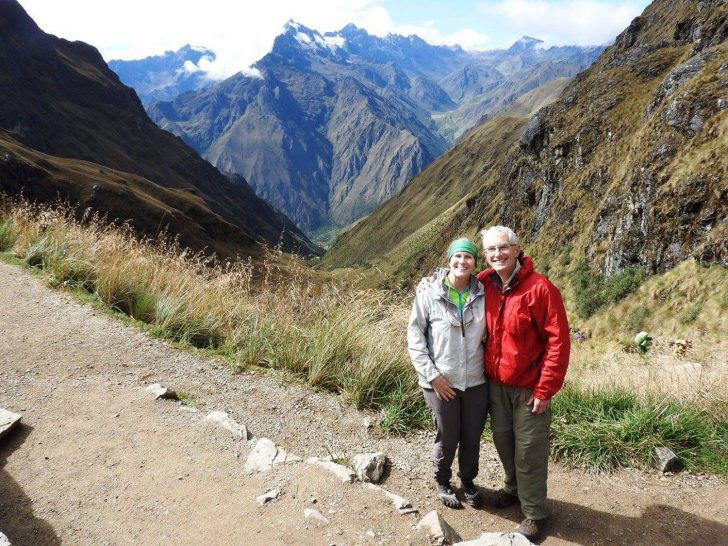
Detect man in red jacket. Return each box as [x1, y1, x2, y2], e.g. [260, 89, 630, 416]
[477, 226, 570, 541]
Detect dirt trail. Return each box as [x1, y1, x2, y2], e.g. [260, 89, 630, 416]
[0, 261, 726, 546]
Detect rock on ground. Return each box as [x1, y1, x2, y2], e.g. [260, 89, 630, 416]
[417, 510, 462, 545]
[353, 452, 387, 483]
[0, 408, 21, 440]
[454, 532, 536, 545]
[245, 438, 301, 472]
[205, 410, 249, 440]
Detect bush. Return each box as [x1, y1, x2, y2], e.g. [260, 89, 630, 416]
[571, 263, 649, 319]
[604, 266, 648, 304]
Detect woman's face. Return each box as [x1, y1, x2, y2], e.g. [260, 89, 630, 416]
[449, 251, 475, 279]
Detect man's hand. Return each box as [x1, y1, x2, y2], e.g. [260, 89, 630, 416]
[527, 395, 550, 414]
[416, 276, 436, 294]
[431, 375, 456, 401]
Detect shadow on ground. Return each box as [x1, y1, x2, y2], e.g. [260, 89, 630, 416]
[0, 424, 61, 546]
[482, 495, 728, 544]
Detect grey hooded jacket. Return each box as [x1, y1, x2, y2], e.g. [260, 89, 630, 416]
[407, 269, 486, 390]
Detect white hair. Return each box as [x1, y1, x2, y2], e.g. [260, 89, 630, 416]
[479, 225, 519, 245]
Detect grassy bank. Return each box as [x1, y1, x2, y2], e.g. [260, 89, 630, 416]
[1, 196, 726, 476]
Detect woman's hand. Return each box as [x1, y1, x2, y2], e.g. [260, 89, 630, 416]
[431, 375, 456, 401]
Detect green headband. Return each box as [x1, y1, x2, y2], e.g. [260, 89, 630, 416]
[447, 238, 478, 262]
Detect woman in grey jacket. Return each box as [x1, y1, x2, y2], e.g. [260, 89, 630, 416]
[407, 238, 488, 508]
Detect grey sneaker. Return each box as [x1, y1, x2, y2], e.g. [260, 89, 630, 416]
[487, 489, 519, 508]
[515, 517, 547, 541]
[460, 479, 483, 507]
[436, 481, 462, 509]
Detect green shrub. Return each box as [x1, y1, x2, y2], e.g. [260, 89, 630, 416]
[604, 266, 648, 304]
[571, 263, 649, 319]
[571, 263, 605, 319]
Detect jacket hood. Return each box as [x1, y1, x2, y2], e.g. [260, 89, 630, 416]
[432, 267, 484, 302]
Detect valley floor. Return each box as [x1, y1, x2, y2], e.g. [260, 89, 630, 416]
[0, 261, 726, 546]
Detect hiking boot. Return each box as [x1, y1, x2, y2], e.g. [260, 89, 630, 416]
[515, 517, 547, 541]
[436, 481, 462, 509]
[487, 489, 519, 508]
[460, 479, 483, 507]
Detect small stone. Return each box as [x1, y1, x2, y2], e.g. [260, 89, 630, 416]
[0, 530, 10, 546]
[364, 483, 417, 514]
[366, 529, 376, 538]
[353, 452, 387, 483]
[305, 457, 356, 483]
[205, 411, 250, 440]
[0, 408, 22, 441]
[245, 438, 301, 473]
[145, 383, 178, 400]
[303, 508, 329, 525]
[453, 532, 536, 545]
[654, 447, 682, 473]
[416, 510, 462, 545]
[256, 488, 281, 506]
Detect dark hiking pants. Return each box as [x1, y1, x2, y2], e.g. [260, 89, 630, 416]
[422, 382, 489, 484]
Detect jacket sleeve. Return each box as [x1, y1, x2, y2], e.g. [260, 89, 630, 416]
[532, 281, 571, 400]
[407, 292, 441, 383]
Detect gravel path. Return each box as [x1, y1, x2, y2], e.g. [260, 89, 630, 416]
[0, 261, 726, 545]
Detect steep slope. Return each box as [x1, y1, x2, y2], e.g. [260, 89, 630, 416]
[0, 0, 317, 257]
[324, 0, 727, 284]
[0, 130, 255, 256]
[148, 22, 601, 234]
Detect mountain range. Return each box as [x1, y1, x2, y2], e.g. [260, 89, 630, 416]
[108, 45, 218, 106]
[323, 0, 727, 283]
[0, 0, 317, 258]
[124, 23, 603, 235]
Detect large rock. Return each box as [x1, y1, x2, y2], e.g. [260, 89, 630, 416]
[0, 530, 10, 546]
[305, 457, 356, 483]
[244, 438, 301, 472]
[416, 510, 462, 545]
[352, 452, 387, 483]
[205, 411, 249, 440]
[0, 408, 21, 441]
[454, 532, 536, 545]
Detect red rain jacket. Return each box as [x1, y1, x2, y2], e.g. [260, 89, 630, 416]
[476, 255, 570, 400]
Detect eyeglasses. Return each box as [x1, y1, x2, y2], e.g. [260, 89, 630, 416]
[484, 244, 517, 254]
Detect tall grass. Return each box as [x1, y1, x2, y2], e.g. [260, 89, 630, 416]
[0, 196, 422, 432]
[552, 383, 728, 475]
[1, 196, 726, 475]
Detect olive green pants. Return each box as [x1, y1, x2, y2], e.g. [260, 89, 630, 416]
[489, 382, 551, 520]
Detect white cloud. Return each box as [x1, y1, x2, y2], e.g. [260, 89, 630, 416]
[479, 0, 646, 46]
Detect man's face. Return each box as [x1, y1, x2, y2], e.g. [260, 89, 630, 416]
[483, 232, 520, 277]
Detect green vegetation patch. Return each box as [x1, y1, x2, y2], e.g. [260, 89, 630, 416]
[571, 263, 648, 319]
[551, 384, 728, 476]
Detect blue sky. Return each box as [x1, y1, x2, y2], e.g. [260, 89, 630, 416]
[19, 0, 651, 77]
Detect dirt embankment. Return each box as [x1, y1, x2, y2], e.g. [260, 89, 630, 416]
[0, 261, 726, 545]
